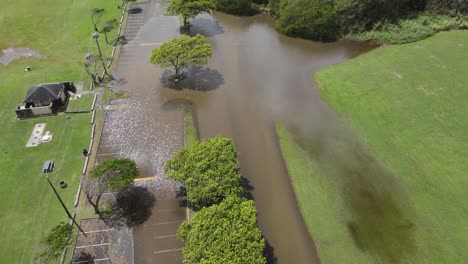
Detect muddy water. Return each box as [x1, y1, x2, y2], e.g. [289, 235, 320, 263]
[157, 13, 380, 264]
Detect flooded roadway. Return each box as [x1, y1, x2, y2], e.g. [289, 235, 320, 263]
[104, 1, 404, 262]
[160, 13, 378, 264]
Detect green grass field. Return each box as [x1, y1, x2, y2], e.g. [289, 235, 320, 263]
[0, 0, 121, 262]
[279, 30, 468, 263]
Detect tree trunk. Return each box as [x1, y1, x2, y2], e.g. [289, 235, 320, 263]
[183, 16, 188, 28]
[104, 33, 110, 44]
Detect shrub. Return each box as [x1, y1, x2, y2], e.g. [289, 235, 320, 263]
[276, 0, 339, 41]
[351, 13, 468, 44]
[215, 0, 258, 15]
[178, 196, 266, 264]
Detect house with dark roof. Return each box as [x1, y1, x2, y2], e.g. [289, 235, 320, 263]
[16, 82, 76, 118]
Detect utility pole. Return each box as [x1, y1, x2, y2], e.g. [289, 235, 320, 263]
[46, 176, 87, 237]
[92, 32, 110, 78]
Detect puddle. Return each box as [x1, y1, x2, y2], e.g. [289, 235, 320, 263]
[0, 47, 41, 66]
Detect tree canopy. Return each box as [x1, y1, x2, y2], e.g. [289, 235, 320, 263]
[276, 0, 339, 41]
[215, 0, 257, 16]
[36, 222, 74, 263]
[84, 158, 139, 216]
[167, 0, 215, 28]
[150, 34, 213, 80]
[91, 158, 138, 192]
[165, 136, 243, 209]
[177, 196, 267, 264]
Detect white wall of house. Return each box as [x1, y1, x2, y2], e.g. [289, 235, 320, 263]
[31, 106, 52, 115]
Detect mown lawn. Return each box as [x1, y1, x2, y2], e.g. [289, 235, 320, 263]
[0, 0, 121, 262]
[279, 31, 468, 263]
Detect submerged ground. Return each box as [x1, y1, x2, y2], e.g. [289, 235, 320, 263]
[279, 30, 468, 263]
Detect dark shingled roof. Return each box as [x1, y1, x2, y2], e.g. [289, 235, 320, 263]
[23, 83, 63, 103]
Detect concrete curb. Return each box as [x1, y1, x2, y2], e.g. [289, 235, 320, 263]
[91, 93, 98, 111]
[90, 123, 96, 139]
[91, 110, 96, 124]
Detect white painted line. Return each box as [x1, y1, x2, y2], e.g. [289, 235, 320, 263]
[154, 248, 183, 254]
[139, 42, 163, 46]
[99, 144, 127, 148]
[96, 152, 120, 156]
[94, 258, 111, 263]
[154, 235, 177, 239]
[75, 242, 110, 249]
[83, 228, 114, 234]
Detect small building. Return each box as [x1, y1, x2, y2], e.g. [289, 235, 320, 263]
[16, 82, 76, 119]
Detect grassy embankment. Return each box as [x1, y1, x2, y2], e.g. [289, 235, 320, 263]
[278, 31, 468, 263]
[184, 104, 198, 147]
[350, 13, 468, 44]
[0, 0, 120, 262]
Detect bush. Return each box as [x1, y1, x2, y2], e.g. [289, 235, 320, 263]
[276, 0, 339, 41]
[425, 0, 468, 16]
[351, 13, 468, 44]
[215, 0, 258, 15]
[177, 196, 267, 264]
[165, 136, 243, 210]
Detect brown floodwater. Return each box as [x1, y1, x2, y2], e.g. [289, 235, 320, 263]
[157, 12, 392, 264]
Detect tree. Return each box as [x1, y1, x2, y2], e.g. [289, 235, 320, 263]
[165, 136, 243, 210]
[167, 0, 215, 29]
[101, 19, 120, 45]
[82, 158, 138, 216]
[276, 0, 339, 41]
[36, 222, 74, 263]
[215, 0, 257, 16]
[150, 34, 213, 81]
[177, 196, 267, 264]
[90, 8, 106, 32]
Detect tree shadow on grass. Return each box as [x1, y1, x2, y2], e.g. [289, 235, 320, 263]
[104, 186, 156, 228]
[160, 66, 224, 91]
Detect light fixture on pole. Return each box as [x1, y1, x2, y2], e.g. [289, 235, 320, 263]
[92, 32, 110, 77]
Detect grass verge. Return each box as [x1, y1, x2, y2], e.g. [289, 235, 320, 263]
[279, 31, 468, 263]
[184, 104, 198, 147]
[0, 0, 121, 262]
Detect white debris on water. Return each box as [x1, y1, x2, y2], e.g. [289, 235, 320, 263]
[104, 97, 182, 193]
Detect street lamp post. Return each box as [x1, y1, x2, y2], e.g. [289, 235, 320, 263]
[46, 175, 87, 237]
[92, 32, 110, 78]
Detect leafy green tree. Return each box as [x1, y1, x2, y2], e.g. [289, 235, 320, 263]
[165, 136, 243, 209]
[215, 0, 257, 16]
[36, 222, 74, 263]
[101, 19, 120, 45]
[168, 0, 215, 29]
[150, 34, 213, 81]
[82, 158, 139, 215]
[90, 8, 106, 32]
[177, 196, 267, 264]
[276, 0, 339, 41]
